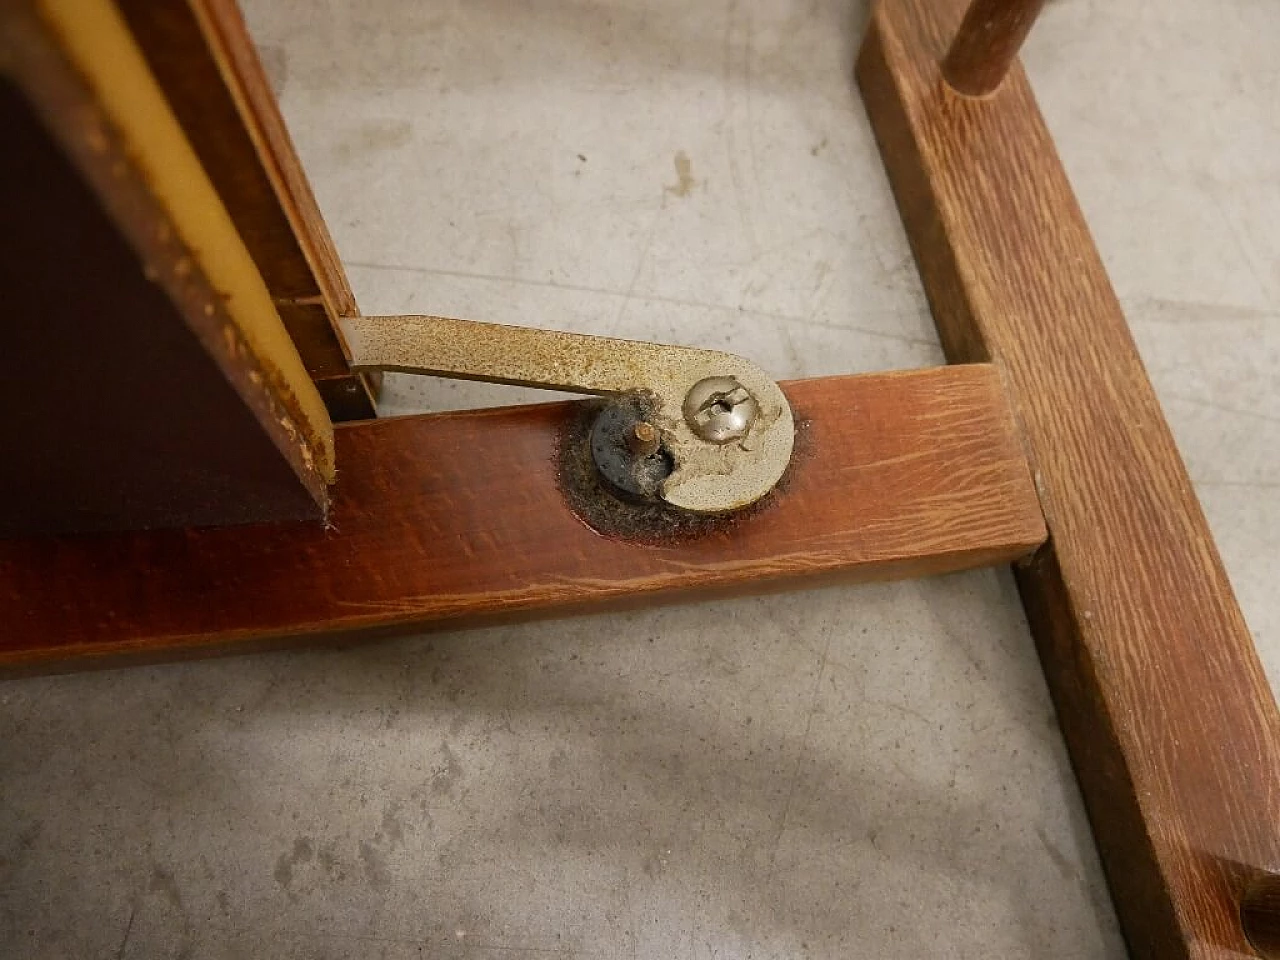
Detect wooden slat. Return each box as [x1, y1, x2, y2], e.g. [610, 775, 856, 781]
[0, 366, 1045, 673]
[857, 3, 1280, 957]
[115, 0, 376, 419]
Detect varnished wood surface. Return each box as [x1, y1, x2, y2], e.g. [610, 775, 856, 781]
[0, 366, 1045, 673]
[942, 0, 1046, 97]
[0, 1, 325, 534]
[116, 0, 376, 419]
[858, 3, 1280, 957]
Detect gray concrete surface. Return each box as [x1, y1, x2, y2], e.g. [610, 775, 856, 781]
[2, 1, 1276, 957]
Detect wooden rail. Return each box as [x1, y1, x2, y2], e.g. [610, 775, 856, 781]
[0, 366, 1044, 673]
[858, 1, 1280, 955]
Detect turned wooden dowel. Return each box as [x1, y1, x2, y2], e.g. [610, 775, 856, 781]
[942, 0, 1048, 97]
[1244, 874, 1280, 959]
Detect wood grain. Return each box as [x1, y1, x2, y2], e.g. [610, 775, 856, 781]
[858, 3, 1280, 957]
[942, 0, 1046, 97]
[116, 0, 376, 419]
[0, 365, 1045, 673]
[0, 1, 325, 534]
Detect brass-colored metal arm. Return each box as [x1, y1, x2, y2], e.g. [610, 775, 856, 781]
[341, 314, 795, 514]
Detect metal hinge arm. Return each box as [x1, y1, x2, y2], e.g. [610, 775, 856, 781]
[340, 314, 794, 514]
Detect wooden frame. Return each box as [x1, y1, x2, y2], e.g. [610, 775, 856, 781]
[857, 0, 1280, 956]
[4, 0, 1277, 955]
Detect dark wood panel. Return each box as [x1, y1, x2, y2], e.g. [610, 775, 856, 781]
[857, 2, 1280, 956]
[314, 372, 380, 424]
[1243, 874, 1280, 959]
[116, 0, 376, 419]
[0, 366, 1045, 672]
[0, 4, 325, 535]
[275, 302, 357, 378]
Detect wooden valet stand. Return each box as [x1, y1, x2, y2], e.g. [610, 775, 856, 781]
[1, 0, 1276, 956]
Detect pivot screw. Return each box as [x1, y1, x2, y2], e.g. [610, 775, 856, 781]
[626, 421, 661, 456]
[683, 377, 759, 443]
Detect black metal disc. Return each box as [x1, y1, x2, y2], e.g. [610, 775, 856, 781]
[589, 396, 673, 500]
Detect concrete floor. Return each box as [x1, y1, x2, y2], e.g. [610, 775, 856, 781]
[3, 1, 1277, 957]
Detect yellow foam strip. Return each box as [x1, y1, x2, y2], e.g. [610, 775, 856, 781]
[39, 0, 336, 482]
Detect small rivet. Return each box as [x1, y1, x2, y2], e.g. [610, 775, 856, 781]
[683, 377, 759, 443]
[626, 421, 661, 456]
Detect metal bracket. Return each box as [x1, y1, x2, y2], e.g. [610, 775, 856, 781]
[341, 314, 795, 514]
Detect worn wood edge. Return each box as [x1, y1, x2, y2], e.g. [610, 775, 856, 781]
[857, 3, 1280, 957]
[0, 548, 1029, 680]
[113, 0, 376, 419]
[196, 0, 378, 413]
[191, 0, 359, 321]
[1, 0, 329, 513]
[0, 366, 1046, 675]
[112, 0, 317, 303]
[31, 0, 337, 477]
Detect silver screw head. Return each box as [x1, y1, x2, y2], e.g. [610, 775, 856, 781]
[683, 376, 759, 443]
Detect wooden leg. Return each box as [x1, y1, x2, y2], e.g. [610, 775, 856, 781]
[942, 0, 1047, 97]
[0, 366, 1044, 674]
[858, 1, 1280, 957]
